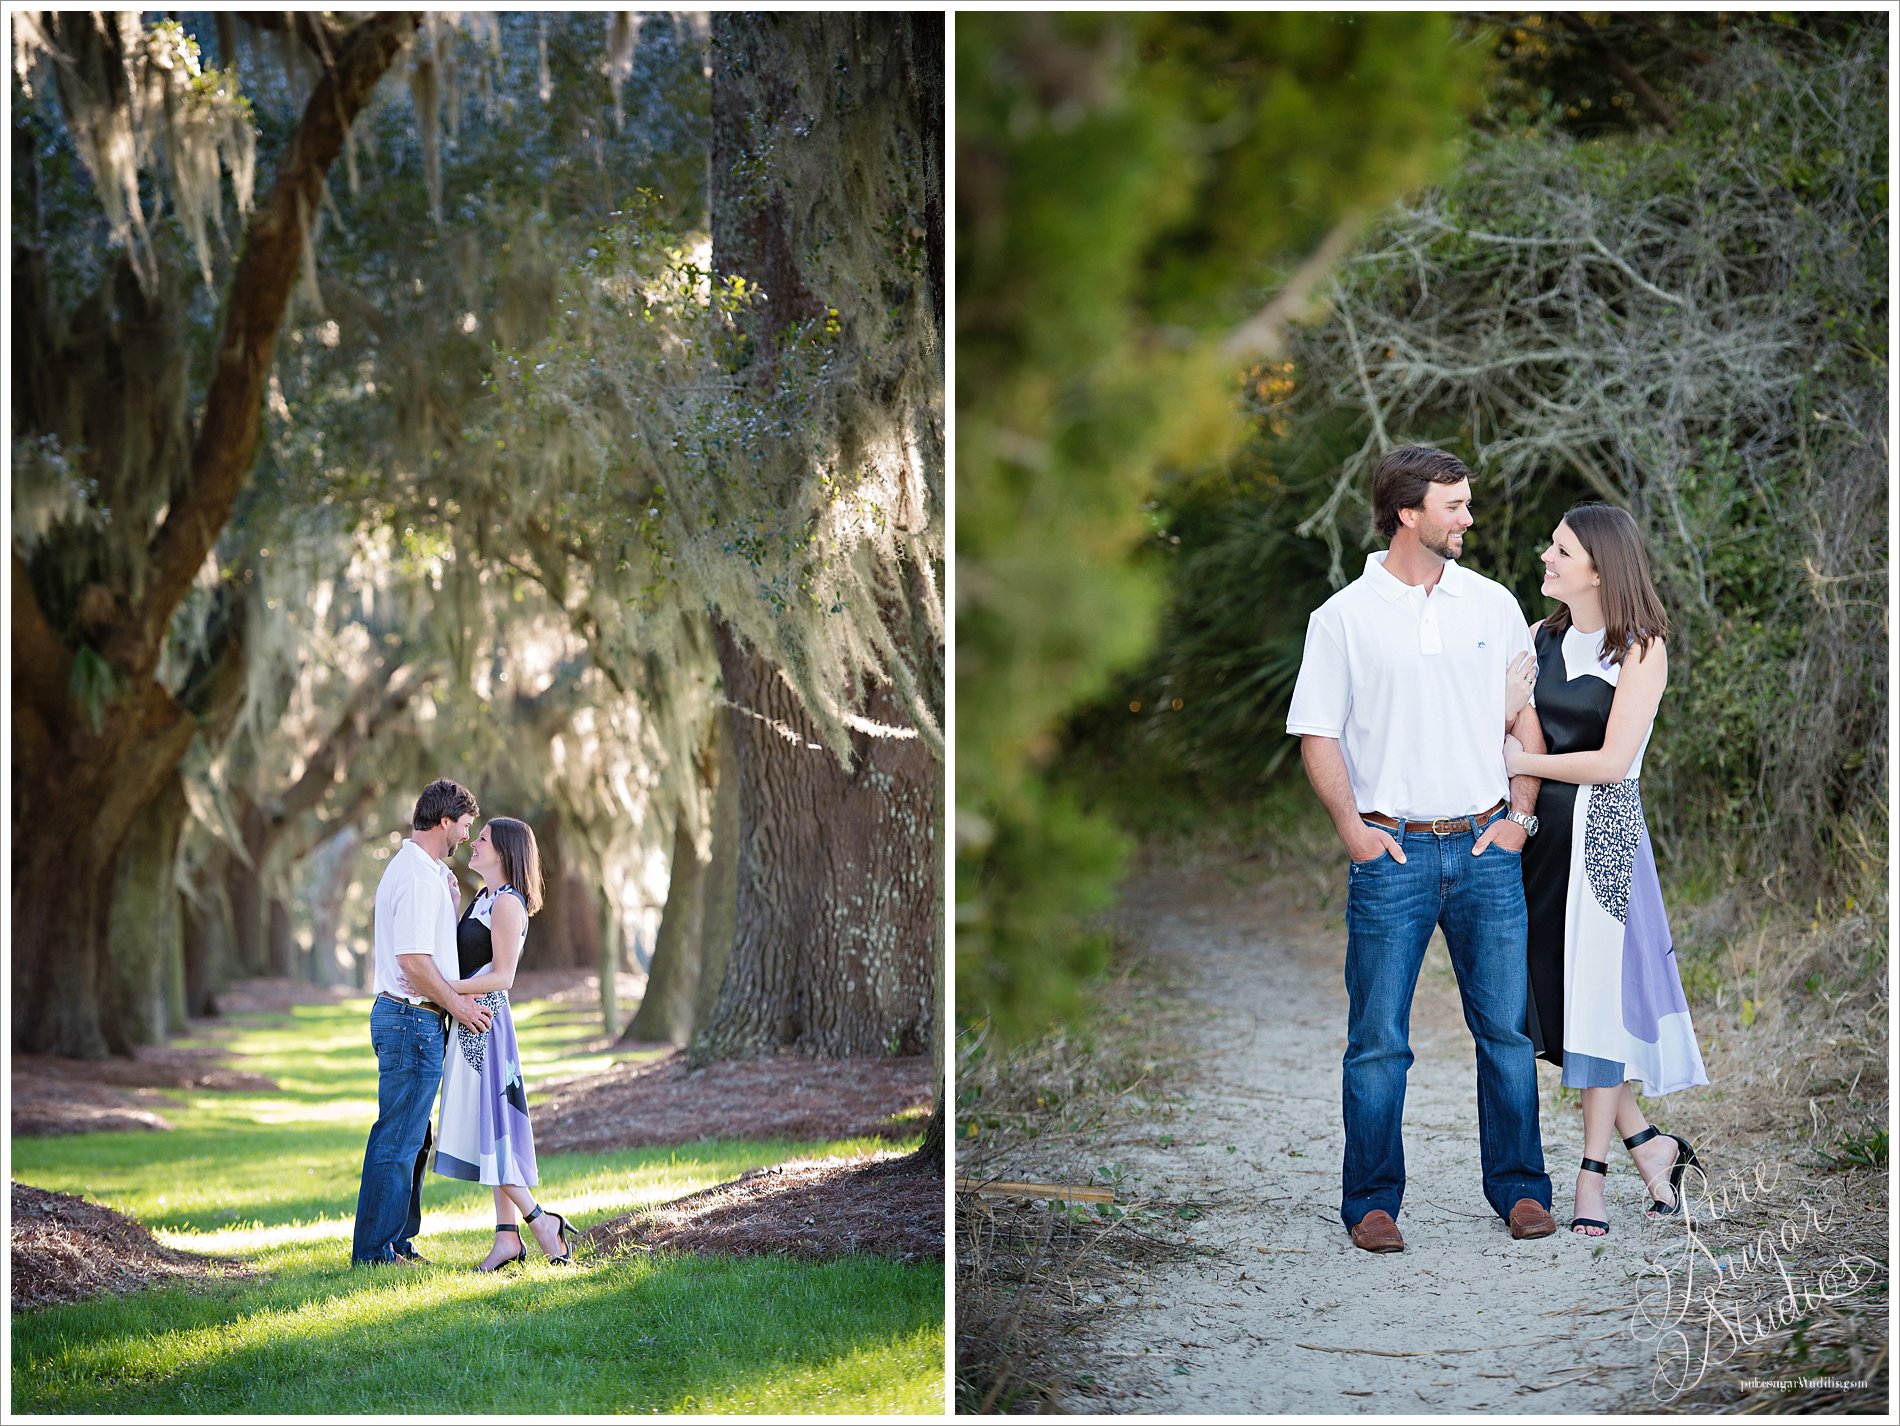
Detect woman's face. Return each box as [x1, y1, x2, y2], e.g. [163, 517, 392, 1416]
[469, 823, 499, 877]
[1540, 520, 1598, 605]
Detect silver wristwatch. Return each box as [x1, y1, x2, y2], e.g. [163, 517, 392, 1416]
[1506, 810, 1539, 836]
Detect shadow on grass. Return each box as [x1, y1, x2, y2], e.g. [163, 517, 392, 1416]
[11, 1251, 942, 1414]
[21, 1134, 903, 1239]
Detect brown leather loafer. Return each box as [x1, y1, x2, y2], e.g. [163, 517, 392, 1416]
[1348, 1209, 1405, 1253]
[1507, 1198, 1557, 1239]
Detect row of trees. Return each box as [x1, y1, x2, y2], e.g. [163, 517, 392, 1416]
[11, 10, 944, 1156]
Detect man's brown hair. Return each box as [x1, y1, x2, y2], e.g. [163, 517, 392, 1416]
[413, 778, 478, 831]
[1371, 446, 1472, 540]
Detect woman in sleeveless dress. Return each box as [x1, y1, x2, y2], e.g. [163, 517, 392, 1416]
[431, 816, 576, 1270]
[1503, 503, 1709, 1237]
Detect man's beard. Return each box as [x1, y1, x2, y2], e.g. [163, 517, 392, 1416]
[1420, 526, 1463, 561]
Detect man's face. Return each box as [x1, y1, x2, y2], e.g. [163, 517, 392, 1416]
[448, 814, 475, 850]
[1409, 478, 1473, 560]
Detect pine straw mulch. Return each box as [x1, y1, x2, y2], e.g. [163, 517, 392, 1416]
[532, 1049, 933, 1154]
[10, 1182, 256, 1312]
[208, 976, 360, 1014]
[583, 1151, 943, 1265]
[11, 1044, 279, 1138]
[510, 967, 648, 1012]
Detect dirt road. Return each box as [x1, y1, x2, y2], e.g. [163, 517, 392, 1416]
[1061, 852, 1693, 1414]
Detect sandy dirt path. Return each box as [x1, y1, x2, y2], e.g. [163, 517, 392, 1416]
[1062, 852, 1689, 1415]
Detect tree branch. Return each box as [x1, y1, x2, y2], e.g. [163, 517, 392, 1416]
[11, 551, 73, 728]
[123, 11, 420, 677]
[1555, 12, 1678, 130]
[274, 664, 432, 829]
[236, 12, 347, 68]
[1221, 215, 1366, 364]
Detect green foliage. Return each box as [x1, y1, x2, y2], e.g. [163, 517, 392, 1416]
[956, 12, 1480, 1041]
[10, 998, 941, 1414]
[1080, 455, 1339, 794]
[68, 645, 120, 734]
[1071, 21, 1886, 912]
[956, 783, 1127, 1047]
[483, 16, 944, 766]
[13, 11, 256, 289]
[1818, 1127, 1889, 1172]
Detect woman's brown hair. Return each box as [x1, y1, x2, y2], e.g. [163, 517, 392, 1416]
[1542, 502, 1670, 665]
[486, 817, 545, 915]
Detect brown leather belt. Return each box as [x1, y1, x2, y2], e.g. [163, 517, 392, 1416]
[1360, 799, 1506, 837]
[378, 990, 449, 1018]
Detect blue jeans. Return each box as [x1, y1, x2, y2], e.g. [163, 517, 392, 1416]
[1340, 810, 1551, 1227]
[352, 998, 447, 1264]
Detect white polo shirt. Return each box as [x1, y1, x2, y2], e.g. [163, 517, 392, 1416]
[1286, 552, 1533, 818]
[371, 838, 461, 1001]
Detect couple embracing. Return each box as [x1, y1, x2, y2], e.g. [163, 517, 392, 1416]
[350, 778, 576, 1271]
[1288, 447, 1709, 1252]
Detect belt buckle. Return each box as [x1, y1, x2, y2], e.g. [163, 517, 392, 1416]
[1431, 817, 1457, 836]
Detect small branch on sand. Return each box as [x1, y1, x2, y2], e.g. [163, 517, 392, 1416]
[956, 1177, 1115, 1204]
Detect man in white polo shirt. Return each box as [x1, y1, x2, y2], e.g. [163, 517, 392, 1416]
[1287, 446, 1555, 1252]
[351, 778, 494, 1267]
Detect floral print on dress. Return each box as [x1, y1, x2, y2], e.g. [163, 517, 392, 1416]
[456, 991, 509, 1072]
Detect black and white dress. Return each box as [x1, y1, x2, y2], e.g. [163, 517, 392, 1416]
[431, 885, 539, 1186]
[1522, 623, 1709, 1096]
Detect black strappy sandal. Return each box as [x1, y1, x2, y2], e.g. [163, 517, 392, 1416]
[1570, 1157, 1611, 1237]
[1624, 1125, 1701, 1217]
[476, 1222, 527, 1271]
[525, 1203, 573, 1265]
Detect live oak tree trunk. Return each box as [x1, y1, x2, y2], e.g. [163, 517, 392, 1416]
[14, 676, 209, 1057]
[690, 711, 741, 1039]
[548, 872, 602, 971]
[182, 848, 239, 1019]
[107, 775, 194, 1043]
[529, 810, 603, 972]
[690, 623, 938, 1062]
[228, 805, 273, 977]
[306, 826, 364, 987]
[629, 712, 735, 1045]
[689, 17, 944, 1171]
[104, 588, 249, 1042]
[269, 897, 297, 979]
[598, 896, 622, 1036]
[9, 13, 421, 1057]
[624, 804, 704, 1044]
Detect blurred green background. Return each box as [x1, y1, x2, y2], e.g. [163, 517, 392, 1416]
[956, 10, 1887, 1043]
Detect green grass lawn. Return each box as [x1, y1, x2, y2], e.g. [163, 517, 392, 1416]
[11, 996, 945, 1414]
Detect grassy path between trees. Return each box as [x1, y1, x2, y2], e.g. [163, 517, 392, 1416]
[11, 997, 943, 1414]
